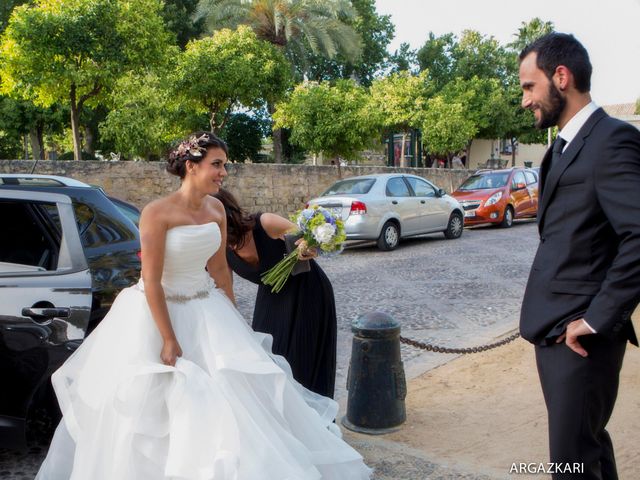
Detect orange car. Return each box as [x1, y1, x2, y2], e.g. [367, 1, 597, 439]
[451, 168, 539, 228]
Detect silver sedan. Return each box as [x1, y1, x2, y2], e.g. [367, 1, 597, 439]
[308, 173, 464, 251]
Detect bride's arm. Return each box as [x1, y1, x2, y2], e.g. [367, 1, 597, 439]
[139, 202, 182, 366]
[207, 198, 237, 305]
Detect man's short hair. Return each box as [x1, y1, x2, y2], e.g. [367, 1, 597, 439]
[519, 32, 592, 93]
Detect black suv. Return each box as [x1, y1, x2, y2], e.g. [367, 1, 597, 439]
[0, 174, 141, 448]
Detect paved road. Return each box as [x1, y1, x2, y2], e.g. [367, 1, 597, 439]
[0, 220, 540, 478]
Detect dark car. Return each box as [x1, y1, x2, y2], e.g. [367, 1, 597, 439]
[0, 174, 141, 448]
[107, 195, 141, 226]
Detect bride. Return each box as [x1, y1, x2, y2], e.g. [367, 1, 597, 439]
[36, 132, 371, 479]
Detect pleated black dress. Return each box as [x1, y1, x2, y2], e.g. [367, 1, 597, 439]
[227, 213, 337, 398]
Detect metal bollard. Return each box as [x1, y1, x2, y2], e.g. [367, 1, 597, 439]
[342, 311, 406, 434]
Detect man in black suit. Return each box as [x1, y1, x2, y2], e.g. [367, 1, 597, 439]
[519, 33, 640, 479]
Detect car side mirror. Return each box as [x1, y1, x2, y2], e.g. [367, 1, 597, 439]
[437, 188, 446, 197]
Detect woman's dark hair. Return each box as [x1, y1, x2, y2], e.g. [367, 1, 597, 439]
[213, 188, 255, 249]
[166, 131, 228, 179]
[519, 32, 592, 93]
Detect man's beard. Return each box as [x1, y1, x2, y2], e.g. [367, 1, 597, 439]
[535, 83, 566, 129]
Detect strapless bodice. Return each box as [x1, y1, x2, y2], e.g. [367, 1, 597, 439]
[137, 222, 221, 298]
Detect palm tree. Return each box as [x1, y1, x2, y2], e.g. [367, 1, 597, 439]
[508, 18, 555, 53]
[194, 0, 361, 162]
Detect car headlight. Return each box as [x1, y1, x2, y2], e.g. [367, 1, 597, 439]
[484, 191, 503, 207]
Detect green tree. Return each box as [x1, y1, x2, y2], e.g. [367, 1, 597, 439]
[273, 79, 377, 160]
[418, 30, 511, 88]
[441, 77, 507, 136]
[195, 0, 360, 59]
[416, 33, 456, 90]
[0, 0, 173, 160]
[451, 30, 511, 85]
[172, 26, 291, 134]
[386, 42, 418, 75]
[369, 71, 432, 166]
[302, 0, 394, 86]
[1, 0, 27, 32]
[422, 96, 476, 158]
[162, 0, 206, 49]
[508, 17, 554, 52]
[636, 98, 640, 115]
[194, 0, 361, 162]
[100, 72, 196, 160]
[0, 95, 66, 159]
[220, 112, 264, 162]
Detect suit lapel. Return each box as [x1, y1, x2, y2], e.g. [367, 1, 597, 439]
[538, 108, 607, 231]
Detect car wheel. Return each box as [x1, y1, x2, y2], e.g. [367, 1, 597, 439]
[500, 206, 514, 228]
[444, 212, 463, 239]
[377, 221, 399, 251]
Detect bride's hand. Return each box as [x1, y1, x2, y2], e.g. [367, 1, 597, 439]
[161, 338, 183, 366]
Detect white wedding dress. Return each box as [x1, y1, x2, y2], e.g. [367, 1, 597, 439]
[36, 222, 371, 480]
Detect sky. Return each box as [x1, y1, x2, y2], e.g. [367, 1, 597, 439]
[375, 0, 640, 106]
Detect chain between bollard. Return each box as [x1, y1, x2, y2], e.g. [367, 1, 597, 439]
[399, 331, 521, 354]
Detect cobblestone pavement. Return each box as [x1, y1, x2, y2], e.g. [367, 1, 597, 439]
[0, 220, 539, 479]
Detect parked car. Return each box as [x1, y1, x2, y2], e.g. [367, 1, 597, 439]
[451, 167, 539, 228]
[0, 174, 141, 448]
[107, 195, 141, 226]
[307, 173, 464, 251]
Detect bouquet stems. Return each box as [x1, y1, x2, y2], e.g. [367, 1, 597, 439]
[261, 249, 299, 293]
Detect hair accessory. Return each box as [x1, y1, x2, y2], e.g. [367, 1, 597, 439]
[169, 134, 209, 161]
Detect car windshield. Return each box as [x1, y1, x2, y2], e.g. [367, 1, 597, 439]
[322, 178, 375, 196]
[459, 172, 509, 190]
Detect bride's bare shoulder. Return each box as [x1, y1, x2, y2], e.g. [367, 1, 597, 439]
[140, 196, 177, 231]
[206, 194, 224, 214]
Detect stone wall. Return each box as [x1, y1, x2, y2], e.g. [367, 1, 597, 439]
[0, 160, 471, 216]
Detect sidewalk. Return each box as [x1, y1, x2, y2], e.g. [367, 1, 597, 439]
[343, 313, 640, 479]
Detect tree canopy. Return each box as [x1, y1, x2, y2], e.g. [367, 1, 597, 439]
[0, 0, 173, 159]
[273, 79, 377, 160]
[172, 26, 291, 133]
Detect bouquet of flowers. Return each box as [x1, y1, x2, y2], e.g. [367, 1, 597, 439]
[261, 206, 346, 293]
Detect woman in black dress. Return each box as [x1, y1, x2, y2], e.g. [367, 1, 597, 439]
[214, 189, 337, 398]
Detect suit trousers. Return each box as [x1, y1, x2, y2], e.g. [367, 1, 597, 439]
[535, 334, 627, 480]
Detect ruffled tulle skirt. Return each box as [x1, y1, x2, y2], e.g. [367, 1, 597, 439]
[36, 284, 371, 479]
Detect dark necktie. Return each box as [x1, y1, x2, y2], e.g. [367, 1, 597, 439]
[550, 136, 567, 170]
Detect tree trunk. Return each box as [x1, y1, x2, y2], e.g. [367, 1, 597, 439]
[466, 140, 473, 167]
[511, 138, 517, 167]
[400, 133, 407, 167]
[209, 111, 217, 134]
[23, 134, 29, 160]
[268, 102, 282, 163]
[84, 126, 95, 156]
[70, 85, 82, 160]
[29, 128, 44, 160]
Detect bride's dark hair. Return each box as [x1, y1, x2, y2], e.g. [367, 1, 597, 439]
[214, 188, 255, 249]
[166, 131, 228, 179]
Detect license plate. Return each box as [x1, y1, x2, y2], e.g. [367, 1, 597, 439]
[464, 210, 476, 218]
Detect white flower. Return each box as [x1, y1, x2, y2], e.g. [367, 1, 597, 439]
[312, 223, 336, 244]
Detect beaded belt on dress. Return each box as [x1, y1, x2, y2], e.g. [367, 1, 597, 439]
[134, 280, 212, 304]
[165, 289, 210, 304]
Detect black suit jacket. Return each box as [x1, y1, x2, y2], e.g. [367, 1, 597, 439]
[520, 108, 640, 345]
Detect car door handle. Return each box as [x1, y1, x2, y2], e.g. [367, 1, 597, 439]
[420, 200, 426, 204]
[392, 200, 398, 205]
[22, 307, 70, 322]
